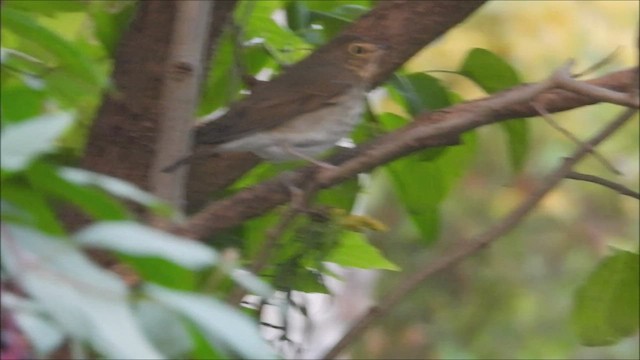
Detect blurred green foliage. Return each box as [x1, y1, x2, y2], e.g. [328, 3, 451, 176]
[1, 0, 637, 359]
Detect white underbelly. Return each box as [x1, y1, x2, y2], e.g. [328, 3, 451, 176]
[216, 88, 366, 161]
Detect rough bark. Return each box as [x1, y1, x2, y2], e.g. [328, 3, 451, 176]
[68, 1, 237, 229]
[81, 1, 176, 190]
[177, 67, 638, 239]
[183, 0, 488, 211]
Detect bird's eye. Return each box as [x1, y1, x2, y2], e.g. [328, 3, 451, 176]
[348, 44, 366, 55]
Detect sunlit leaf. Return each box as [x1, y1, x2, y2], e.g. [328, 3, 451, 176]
[0, 85, 46, 122]
[2, 8, 103, 88]
[4, 0, 87, 15]
[326, 231, 399, 270]
[376, 112, 408, 132]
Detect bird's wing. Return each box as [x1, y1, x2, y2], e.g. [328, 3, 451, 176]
[195, 65, 356, 145]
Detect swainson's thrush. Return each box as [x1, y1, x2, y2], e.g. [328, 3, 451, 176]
[164, 35, 387, 172]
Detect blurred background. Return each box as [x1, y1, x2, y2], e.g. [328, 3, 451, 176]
[347, 1, 639, 359]
[2, 1, 637, 359]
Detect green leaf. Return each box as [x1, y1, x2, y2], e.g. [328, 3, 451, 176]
[316, 177, 359, 210]
[26, 162, 130, 221]
[0, 84, 46, 122]
[501, 119, 529, 173]
[0, 225, 163, 359]
[58, 167, 171, 215]
[4, 0, 87, 15]
[187, 320, 226, 360]
[386, 131, 477, 243]
[243, 43, 275, 75]
[376, 112, 409, 133]
[135, 300, 194, 358]
[460, 48, 520, 93]
[1, 47, 50, 89]
[571, 250, 639, 346]
[287, 268, 330, 294]
[145, 284, 278, 360]
[127, 256, 199, 291]
[326, 231, 399, 271]
[0, 112, 73, 171]
[88, 1, 136, 56]
[199, 34, 242, 115]
[74, 221, 219, 270]
[285, 1, 311, 32]
[1, 182, 65, 235]
[460, 48, 529, 172]
[239, 0, 309, 64]
[1, 8, 103, 89]
[308, 5, 370, 40]
[389, 73, 451, 116]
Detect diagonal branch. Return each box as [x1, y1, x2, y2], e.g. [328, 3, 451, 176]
[175, 67, 638, 240]
[184, 0, 488, 205]
[566, 171, 640, 200]
[321, 106, 638, 359]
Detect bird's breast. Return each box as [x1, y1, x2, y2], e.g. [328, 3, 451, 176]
[216, 87, 366, 161]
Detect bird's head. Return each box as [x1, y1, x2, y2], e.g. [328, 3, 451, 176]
[335, 35, 388, 83]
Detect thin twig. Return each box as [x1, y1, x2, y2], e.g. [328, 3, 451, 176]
[179, 67, 638, 240]
[566, 171, 640, 200]
[552, 61, 639, 108]
[573, 47, 620, 78]
[532, 101, 621, 175]
[321, 107, 637, 359]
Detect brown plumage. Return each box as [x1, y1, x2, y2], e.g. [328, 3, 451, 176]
[163, 34, 386, 172]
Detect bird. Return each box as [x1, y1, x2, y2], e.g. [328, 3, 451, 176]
[163, 34, 387, 172]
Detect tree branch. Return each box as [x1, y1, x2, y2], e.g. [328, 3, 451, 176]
[149, 1, 214, 209]
[566, 171, 640, 200]
[72, 0, 236, 230]
[183, 0, 488, 207]
[321, 106, 638, 359]
[175, 67, 638, 239]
